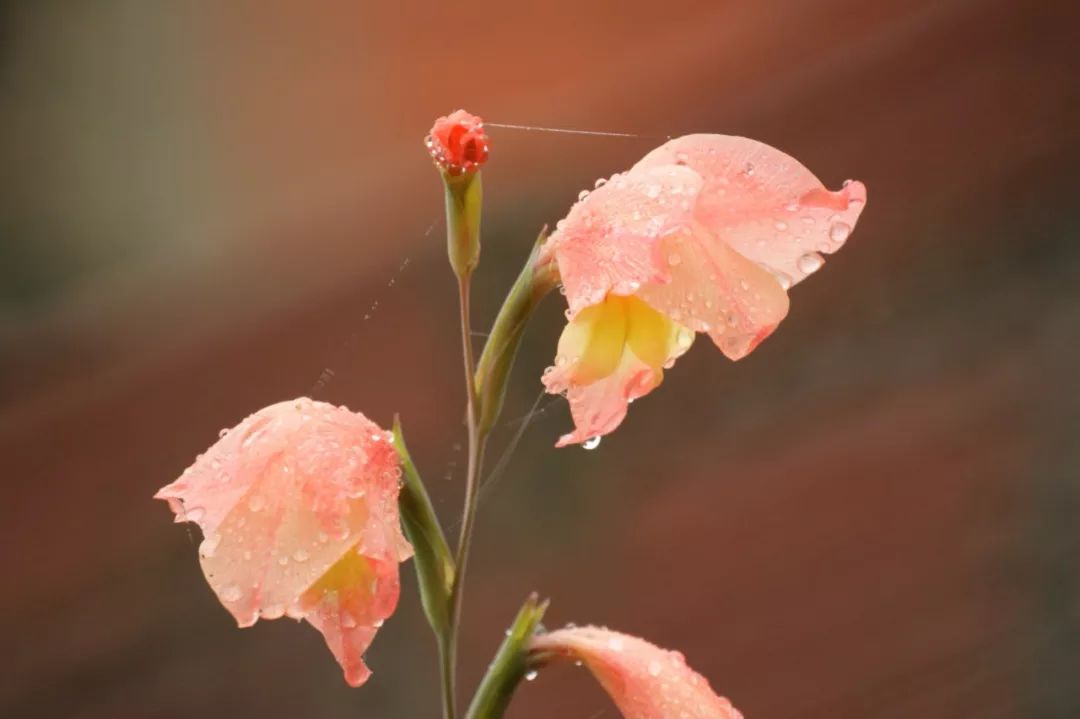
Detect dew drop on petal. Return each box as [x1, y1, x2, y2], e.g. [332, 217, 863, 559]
[648, 660, 663, 677]
[525, 670, 539, 681]
[293, 549, 309, 563]
[222, 585, 243, 602]
[829, 221, 851, 245]
[798, 252, 824, 274]
[583, 436, 602, 450]
[774, 221, 788, 231]
[667, 252, 682, 267]
[199, 534, 221, 558]
[248, 495, 266, 512]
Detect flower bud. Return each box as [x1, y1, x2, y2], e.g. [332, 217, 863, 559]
[426, 109, 489, 176]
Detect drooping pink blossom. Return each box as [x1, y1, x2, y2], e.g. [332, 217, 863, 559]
[541, 134, 867, 445]
[531, 626, 743, 719]
[426, 109, 490, 175]
[155, 398, 413, 687]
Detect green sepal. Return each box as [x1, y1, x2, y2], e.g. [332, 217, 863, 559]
[443, 170, 483, 279]
[465, 594, 550, 719]
[474, 227, 558, 435]
[393, 416, 456, 637]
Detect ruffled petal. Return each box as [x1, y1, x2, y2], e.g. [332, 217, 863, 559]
[301, 551, 400, 687]
[543, 295, 693, 446]
[532, 626, 743, 719]
[154, 398, 411, 686]
[546, 165, 704, 317]
[633, 133, 867, 286]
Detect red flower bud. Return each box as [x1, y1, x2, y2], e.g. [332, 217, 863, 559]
[426, 109, 489, 175]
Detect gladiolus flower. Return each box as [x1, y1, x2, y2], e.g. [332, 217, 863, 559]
[155, 398, 413, 687]
[426, 109, 490, 175]
[531, 626, 743, 719]
[541, 134, 867, 446]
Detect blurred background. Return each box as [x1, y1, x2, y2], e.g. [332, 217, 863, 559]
[2, 0, 1078, 716]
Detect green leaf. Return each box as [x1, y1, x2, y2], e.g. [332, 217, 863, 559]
[393, 416, 455, 637]
[465, 594, 550, 719]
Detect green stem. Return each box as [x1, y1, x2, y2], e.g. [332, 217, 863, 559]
[445, 271, 490, 718]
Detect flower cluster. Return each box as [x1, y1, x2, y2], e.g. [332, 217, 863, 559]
[157, 111, 867, 717]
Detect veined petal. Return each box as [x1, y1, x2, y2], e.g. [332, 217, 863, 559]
[531, 626, 743, 719]
[636, 220, 789, 360]
[154, 398, 412, 687]
[546, 165, 704, 318]
[632, 133, 867, 286]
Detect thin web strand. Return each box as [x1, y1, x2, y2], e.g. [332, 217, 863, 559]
[485, 121, 670, 141]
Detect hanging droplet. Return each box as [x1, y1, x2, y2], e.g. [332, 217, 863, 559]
[583, 436, 602, 450]
[222, 585, 243, 603]
[797, 252, 824, 274]
[524, 670, 539, 681]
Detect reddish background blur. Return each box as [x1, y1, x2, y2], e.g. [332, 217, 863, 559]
[2, 0, 1078, 717]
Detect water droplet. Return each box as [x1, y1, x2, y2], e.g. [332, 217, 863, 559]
[648, 660, 663, 677]
[645, 184, 661, 199]
[772, 271, 793, 290]
[667, 252, 682, 266]
[829, 221, 851, 245]
[774, 221, 788, 231]
[248, 495, 266, 512]
[674, 151, 689, 165]
[797, 252, 824, 274]
[199, 534, 221, 558]
[583, 436, 602, 450]
[222, 585, 242, 602]
[218, 428, 229, 438]
[184, 506, 205, 522]
[317, 531, 329, 543]
[293, 549, 309, 563]
[577, 189, 590, 201]
[341, 612, 357, 628]
[524, 670, 538, 681]
[739, 279, 750, 291]
[743, 162, 755, 176]
[278, 555, 289, 567]
[675, 327, 694, 349]
[594, 177, 608, 189]
[608, 637, 625, 651]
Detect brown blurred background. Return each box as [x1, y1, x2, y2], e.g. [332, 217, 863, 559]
[2, 0, 1078, 717]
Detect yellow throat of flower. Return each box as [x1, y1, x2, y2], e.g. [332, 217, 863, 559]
[556, 294, 695, 386]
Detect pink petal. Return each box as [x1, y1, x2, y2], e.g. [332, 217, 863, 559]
[635, 220, 789, 360]
[543, 350, 664, 447]
[154, 398, 412, 686]
[632, 134, 867, 286]
[532, 626, 743, 719]
[547, 165, 704, 318]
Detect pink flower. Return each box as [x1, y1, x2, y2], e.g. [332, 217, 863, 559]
[531, 626, 743, 719]
[426, 109, 490, 175]
[155, 398, 413, 687]
[541, 134, 867, 446]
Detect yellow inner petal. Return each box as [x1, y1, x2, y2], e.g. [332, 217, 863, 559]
[303, 547, 375, 608]
[558, 294, 694, 385]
